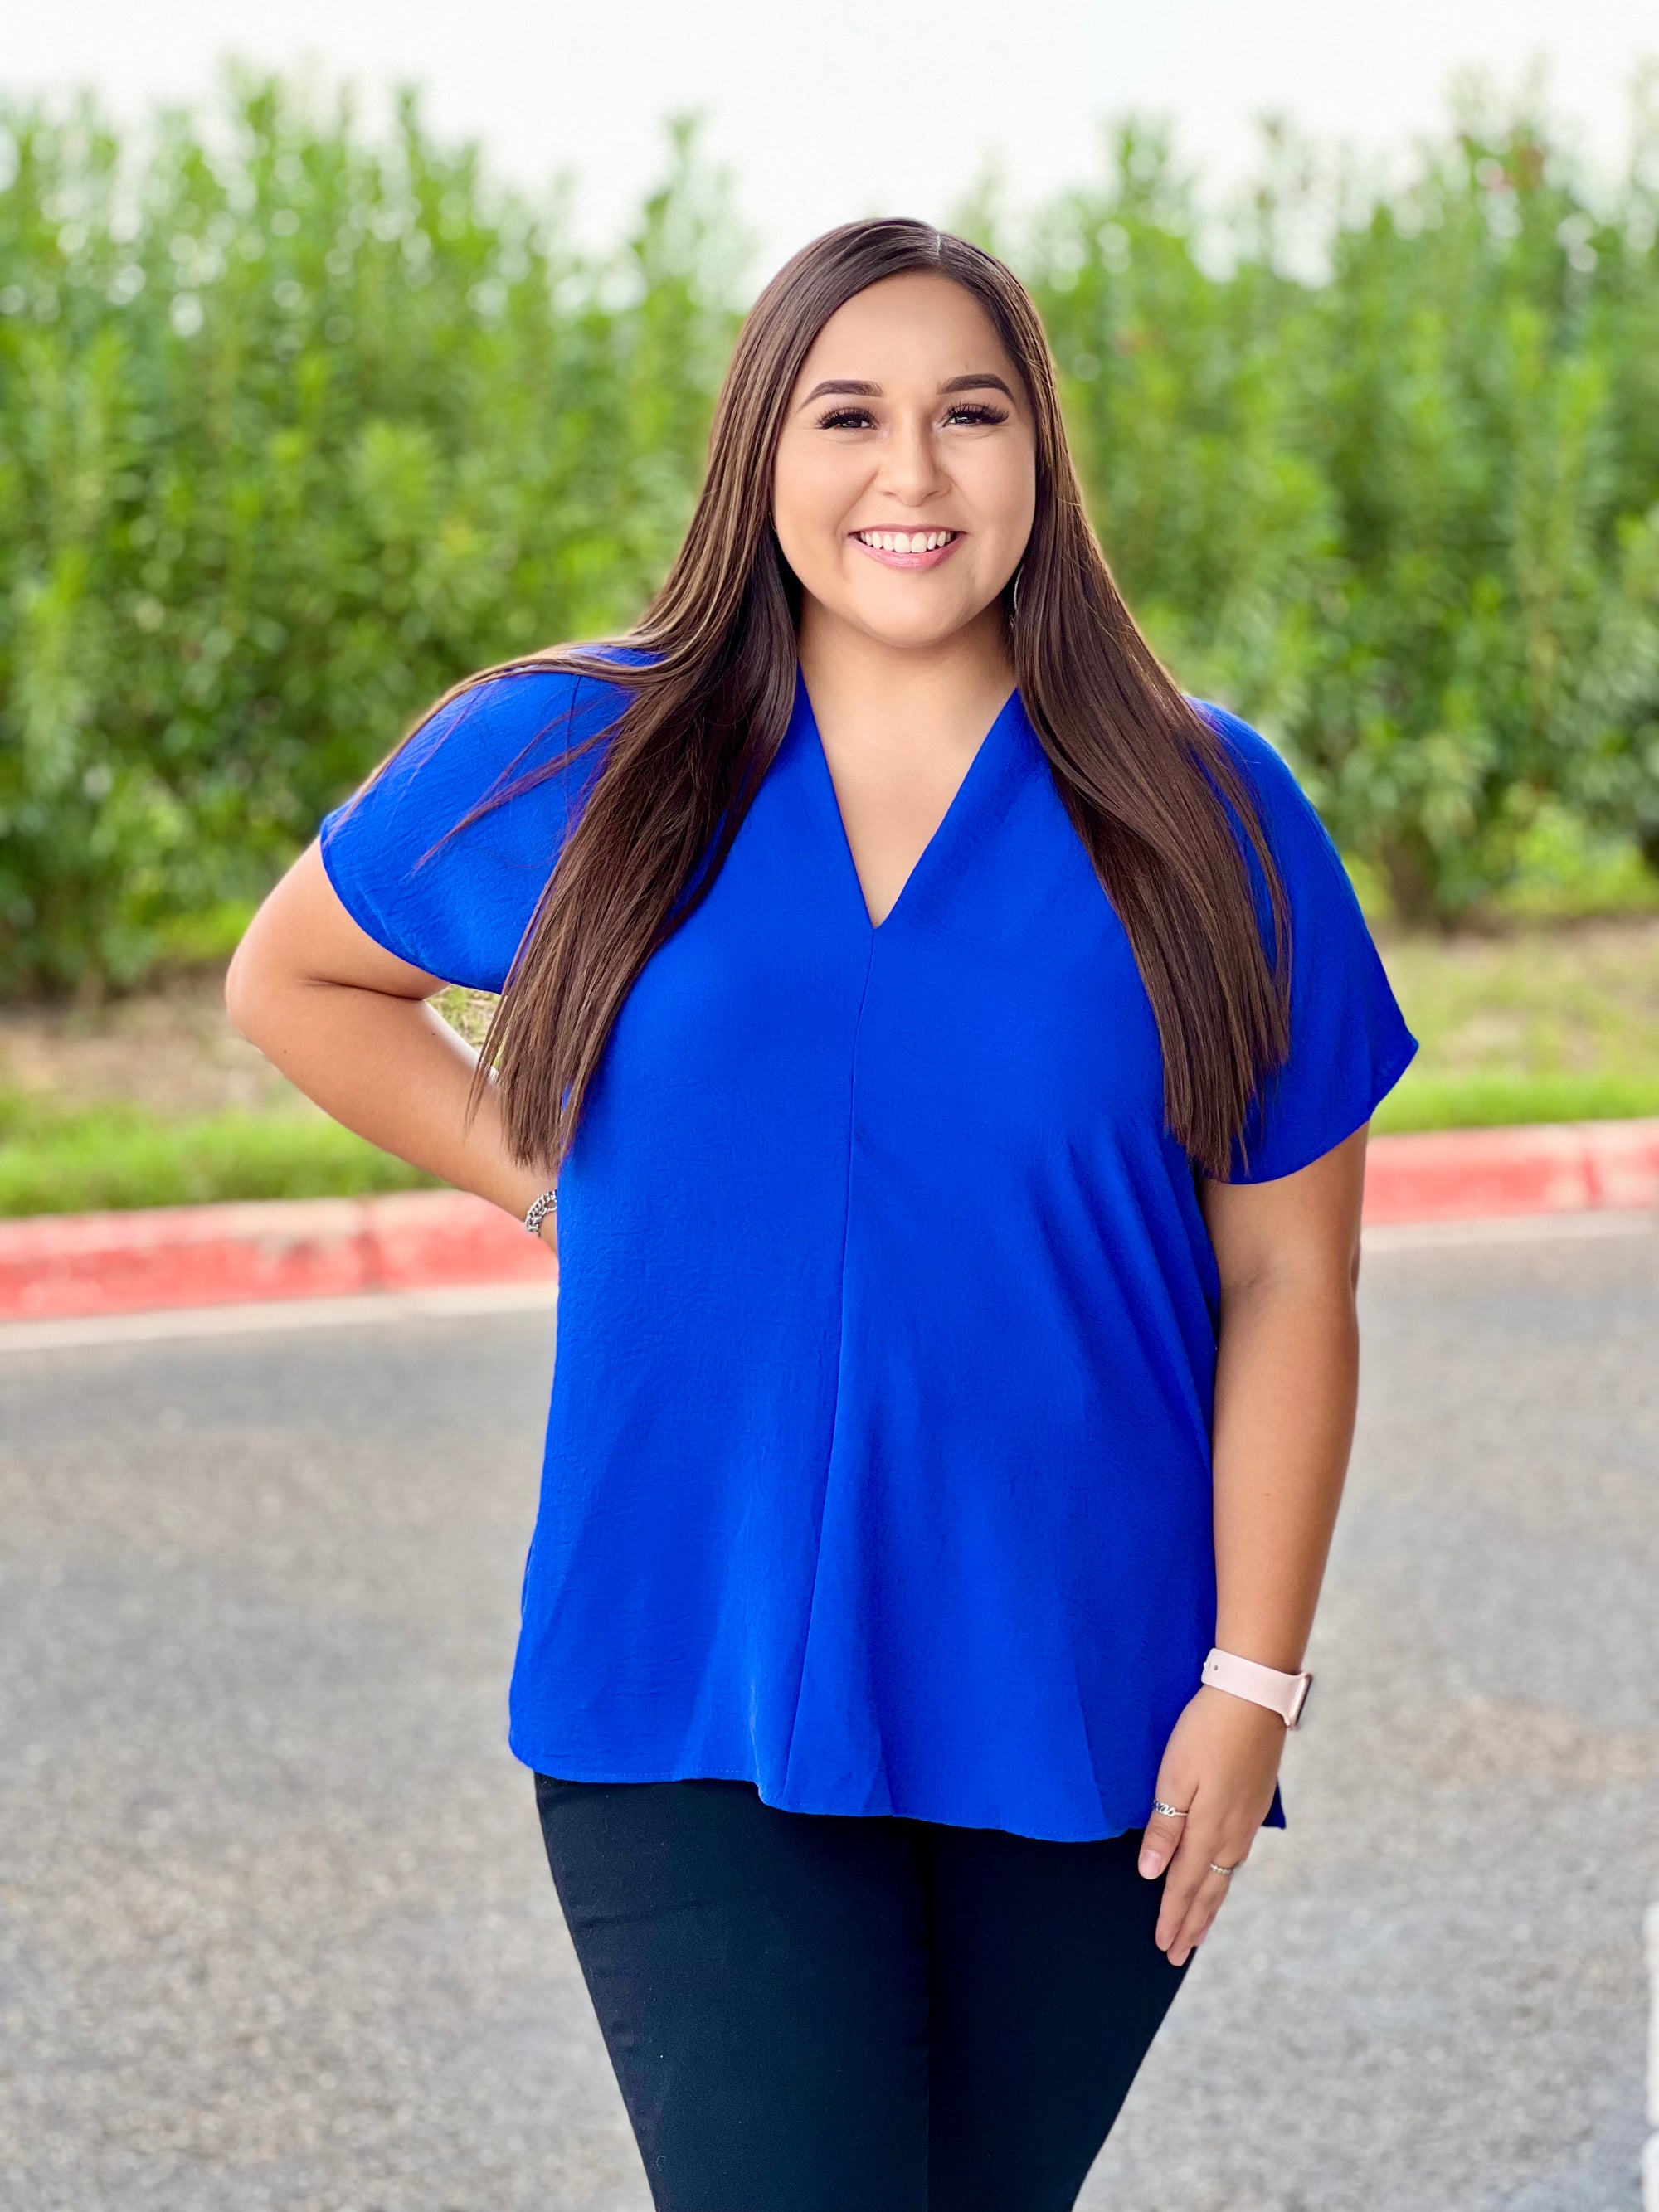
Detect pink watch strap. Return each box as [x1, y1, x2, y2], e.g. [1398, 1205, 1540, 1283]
[1201, 1646, 1313, 1727]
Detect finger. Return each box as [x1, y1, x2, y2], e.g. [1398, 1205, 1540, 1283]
[1154, 1841, 1211, 1949]
[1136, 1801, 1191, 1879]
[1165, 1870, 1233, 1966]
[1159, 1868, 1232, 1966]
[1162, 1841, 1252, 1963]
[1155, 1830, 1247, 1951]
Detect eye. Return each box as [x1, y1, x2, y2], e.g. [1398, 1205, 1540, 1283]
[944, 402, 1009, 426]
[817, 406, 876, 430]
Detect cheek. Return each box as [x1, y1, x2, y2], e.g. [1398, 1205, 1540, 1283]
[773, 445, 856, 562]
[963, 442, 1036, 547]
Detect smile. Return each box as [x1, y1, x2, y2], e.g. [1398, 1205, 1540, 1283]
[851, 528, 962, 569]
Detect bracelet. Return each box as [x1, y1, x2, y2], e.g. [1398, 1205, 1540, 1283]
[523, 1186, 559, 1237]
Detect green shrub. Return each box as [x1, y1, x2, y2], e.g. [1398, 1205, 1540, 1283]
[1010, 109, 1659, 923]
[0, 80, 744, 994]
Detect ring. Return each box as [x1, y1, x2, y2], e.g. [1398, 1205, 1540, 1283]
[1208, 1862, 1238, 1878]
[1150, 1799, 1190, 1819]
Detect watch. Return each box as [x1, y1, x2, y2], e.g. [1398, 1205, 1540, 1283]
[1201, 1646, 1314, 1728]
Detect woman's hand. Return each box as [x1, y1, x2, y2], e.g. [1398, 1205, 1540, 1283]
[1136, 1685, 1287, 1967]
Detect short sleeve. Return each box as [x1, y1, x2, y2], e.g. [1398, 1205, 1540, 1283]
[1193, 700, 1418, 1184]
[317, 662, 636, 992]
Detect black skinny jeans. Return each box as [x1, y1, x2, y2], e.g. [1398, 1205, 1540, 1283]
[534, 1772, 1191, 2212]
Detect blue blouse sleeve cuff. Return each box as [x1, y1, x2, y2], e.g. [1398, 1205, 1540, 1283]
[318, 806, 431, 975]
[1227, 1022, 1420, 1184]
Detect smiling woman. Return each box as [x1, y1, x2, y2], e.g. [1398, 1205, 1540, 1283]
[226, 217, 1415, 2211]
[771, 272, 1038, 925]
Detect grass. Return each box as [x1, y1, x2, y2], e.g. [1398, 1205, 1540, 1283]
[0, 1092, 437, 1218]
[1371, 1067, 1659, 1132]
[2, 928, 1657, 1218]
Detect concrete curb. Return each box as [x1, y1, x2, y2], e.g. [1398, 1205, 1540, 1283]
[2, 1118, 1657, 1325]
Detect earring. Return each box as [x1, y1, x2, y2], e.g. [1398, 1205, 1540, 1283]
[1010, 566, 1024, 619]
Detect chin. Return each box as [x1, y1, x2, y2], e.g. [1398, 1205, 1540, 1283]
[851, 602, 976, 652]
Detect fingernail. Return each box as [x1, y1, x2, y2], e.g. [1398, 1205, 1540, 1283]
[1138, 1846, 1163, 1877]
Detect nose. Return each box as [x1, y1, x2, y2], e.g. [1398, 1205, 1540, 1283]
[875, 410, 951, 508]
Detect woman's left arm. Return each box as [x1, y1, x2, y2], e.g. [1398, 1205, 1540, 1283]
[1138, 1122, 1370, 1966]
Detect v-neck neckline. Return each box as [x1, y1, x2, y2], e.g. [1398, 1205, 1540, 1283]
[794, 665, 1024, 936]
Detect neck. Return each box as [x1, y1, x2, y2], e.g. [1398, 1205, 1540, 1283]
[795, 600, 1015, 750]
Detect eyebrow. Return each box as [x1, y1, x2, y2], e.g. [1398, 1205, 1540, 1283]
[797, 372, 1018, 408]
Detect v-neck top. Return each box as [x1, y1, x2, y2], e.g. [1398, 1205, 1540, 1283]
[319, 652, 1417, 1841]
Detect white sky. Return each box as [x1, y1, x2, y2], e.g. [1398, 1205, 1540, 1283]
[5, 0, 1657, 281]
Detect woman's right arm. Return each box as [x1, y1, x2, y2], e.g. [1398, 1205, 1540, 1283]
[225, 841, 557, 1244]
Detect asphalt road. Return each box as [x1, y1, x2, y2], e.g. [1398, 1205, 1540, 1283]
[2, 1220, 1656, 2212]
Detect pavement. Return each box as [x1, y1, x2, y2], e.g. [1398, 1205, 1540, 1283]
[2, 1215, 1656, 2211]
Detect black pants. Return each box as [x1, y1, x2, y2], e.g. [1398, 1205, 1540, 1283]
[533, 1772, 1190, 2212]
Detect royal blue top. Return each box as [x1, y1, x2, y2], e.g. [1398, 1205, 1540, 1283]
[319, 655, 1417, 1842]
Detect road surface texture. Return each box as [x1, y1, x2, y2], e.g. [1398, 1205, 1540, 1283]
[2, 1218, 1656, 2211]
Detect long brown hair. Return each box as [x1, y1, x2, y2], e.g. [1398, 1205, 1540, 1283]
[372, 218, 1291, 1179]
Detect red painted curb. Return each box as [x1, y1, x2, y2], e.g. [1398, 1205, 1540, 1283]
[2, 1120, 1655, 1325]
[0, 1189, 553, 1323]
[1360, 1118, 1659, 1226]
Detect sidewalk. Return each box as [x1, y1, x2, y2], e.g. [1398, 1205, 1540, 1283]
[2, 1119, 1657, 1325]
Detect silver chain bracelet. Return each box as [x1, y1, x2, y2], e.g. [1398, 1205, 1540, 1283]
[523, 1186, 559, 1237]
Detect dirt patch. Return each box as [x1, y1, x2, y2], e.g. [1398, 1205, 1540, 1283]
[0, 971, 494, 1121]
[1377, 916, 1659, 1081]
[0, 973, 297, 1118]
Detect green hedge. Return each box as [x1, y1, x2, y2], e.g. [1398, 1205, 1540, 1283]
[1016, 116, 1659, 925]
[1022, 121, 1659, 920]
[0, 83, 743, 993]
[2, 76, 1658, 994]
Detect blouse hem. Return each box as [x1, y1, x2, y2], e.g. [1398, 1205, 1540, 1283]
[509, 1728, 1196, 1845]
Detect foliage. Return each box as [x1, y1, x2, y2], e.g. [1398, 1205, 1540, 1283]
[0, 77, 744, 993]
[3, 74, 1659, 994]
[1007, 98, 1659, 923]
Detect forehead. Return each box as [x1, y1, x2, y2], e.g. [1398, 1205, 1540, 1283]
[792, 272, 1017, 389]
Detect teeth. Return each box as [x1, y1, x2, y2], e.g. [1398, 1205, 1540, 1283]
[858, 529, 956, 552]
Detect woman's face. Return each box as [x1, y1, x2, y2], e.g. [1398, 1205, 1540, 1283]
[771, 271, 1037, 654]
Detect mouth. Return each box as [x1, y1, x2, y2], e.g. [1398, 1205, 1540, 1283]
[850, 527, 963, 571]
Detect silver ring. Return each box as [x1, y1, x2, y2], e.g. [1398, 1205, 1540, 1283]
[1150, 1799, 1189, 1819]
[1208, 1861, 1238, 1878]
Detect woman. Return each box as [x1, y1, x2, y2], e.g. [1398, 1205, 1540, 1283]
[227, 219, 1416, 2210]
